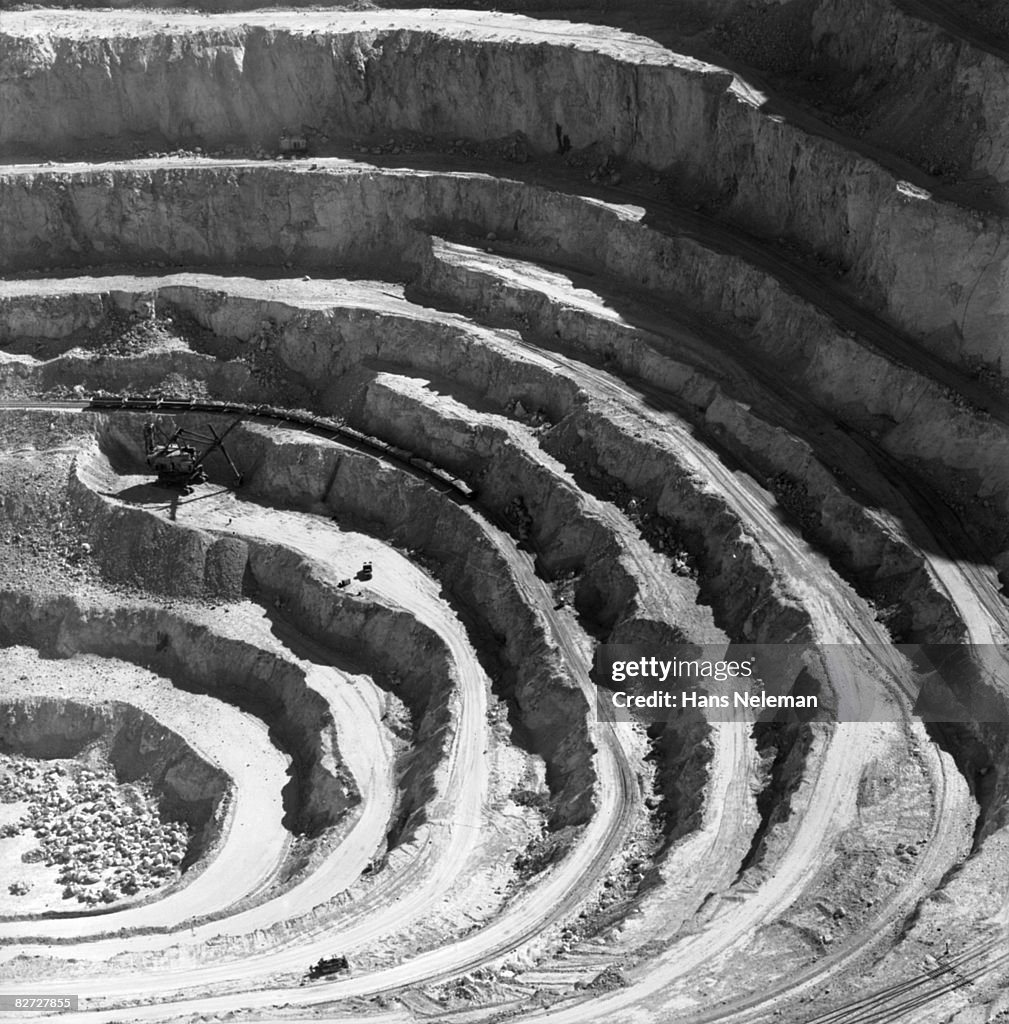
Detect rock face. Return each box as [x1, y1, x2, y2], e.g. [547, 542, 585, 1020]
[71, 454, 251, 600]
[356, 372, 706, 640]
[2, 155, 1008, 385]
[70, 421, 596, 831]
[0, 15, 701, 159]
[3, 13, 1009, 372]
[243, 541, 461, 846]
[0, 291, 107, 343]
[236, 424, 600, 828]
[807, 0, 1009, 184]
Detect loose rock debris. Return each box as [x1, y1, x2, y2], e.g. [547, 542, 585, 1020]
[0, 755, 190, 906]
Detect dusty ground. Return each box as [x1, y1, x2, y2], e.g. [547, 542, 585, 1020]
[1, 2, 1009, 1024]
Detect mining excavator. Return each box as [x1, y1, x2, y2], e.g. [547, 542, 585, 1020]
[143, 417, 244, 492]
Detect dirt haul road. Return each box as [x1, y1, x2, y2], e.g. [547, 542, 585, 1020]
[0, 382, 972, 1023]
[0, 187, 1001, 1018]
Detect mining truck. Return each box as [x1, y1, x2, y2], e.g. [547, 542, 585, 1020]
[307, 955, 349, 980]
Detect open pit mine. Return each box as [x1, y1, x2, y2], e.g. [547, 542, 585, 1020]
[1, 1, 1009, 1021]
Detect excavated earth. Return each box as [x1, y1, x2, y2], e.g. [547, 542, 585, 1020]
[1, 2, 1009, 1023]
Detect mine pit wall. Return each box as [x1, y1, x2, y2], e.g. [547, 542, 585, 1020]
[0, 23, 716, 161]
[151, 286, 583, 427]
[579, 223, 1009, 519]
[3, 26, 1009, 370]
[413, 243, 971, 642]
[537, 404, 830, 863]
[549, 392, 828, 867]
[243, 543, 458, 847]
[0, 286, 193, 348]
[416, 234, 1009, 529]
[926, 720, 1008, 847]
[0, 587, 356, 839]
[0, 167, 404, 279]
[541, 407, 813, 646]
[72, 435, 455, 844]
[0, 697, 228, 859]
[71, 412, 1008, 849]
[808, 0, 1009, 185]
[133, 271, 973, 643]
[358, 374, 676, 636]
[7, 261, 1008, 559]
[85, 412, 596, 827]
[4, 162, 1009, 503]
[4, 353, 251, 405]
[230, 423, 598, 828]
[70, 453, 250, 600]
[0, 290, 112, 344]
[909, 648, 1009, 844]
[14, 310, 802, 842]
[740, 719, 812, 873]
[706, 404, 968, 644]
[641, 708, 715, 864]
[354, 380, 735, 855]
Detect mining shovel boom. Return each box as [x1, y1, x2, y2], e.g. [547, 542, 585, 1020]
[143, 416, 244, 491]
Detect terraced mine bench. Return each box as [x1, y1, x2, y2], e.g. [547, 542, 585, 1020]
[1, 4, 1009, 1023]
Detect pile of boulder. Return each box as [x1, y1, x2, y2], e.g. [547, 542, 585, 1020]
[0, 756, 190, 907]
